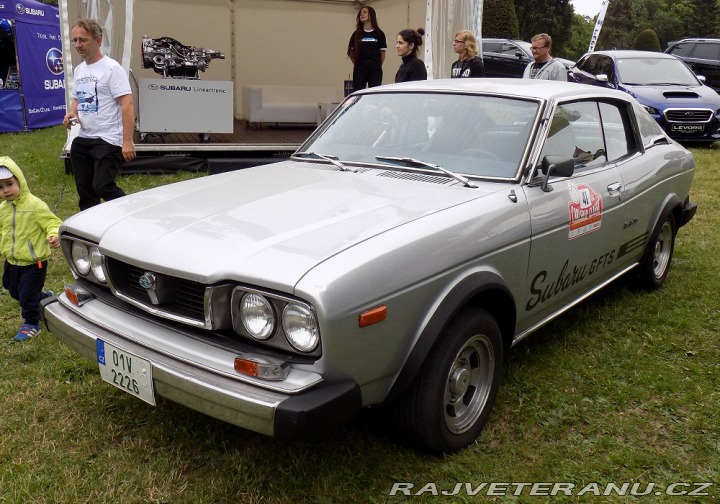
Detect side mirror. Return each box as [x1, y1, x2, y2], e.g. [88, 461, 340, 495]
[540, 155, 575, 192]
[596, 74, 609, 83]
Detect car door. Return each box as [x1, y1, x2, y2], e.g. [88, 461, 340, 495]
[481, 41, 504, 77]
[687, 42, 720, 92]
[519, 99, 631, 333]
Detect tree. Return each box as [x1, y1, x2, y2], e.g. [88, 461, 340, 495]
[633, 28, 662, 50]
[566, 14, 595, 60]
[688, 0, 719, 37]
[514, 0, 574, 57]
[482, 0, 521, 39]
[597, 0, 635, 49]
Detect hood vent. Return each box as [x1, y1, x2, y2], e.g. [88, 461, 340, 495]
[377, 171, 455, 185]
[663, 91, 699, 99]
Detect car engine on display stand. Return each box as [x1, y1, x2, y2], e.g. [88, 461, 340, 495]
[135, 36, 232, 142]
[141, 36, 225, 79]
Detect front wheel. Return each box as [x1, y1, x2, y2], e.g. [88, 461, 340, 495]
[637, 212, 676, 290]
[392, 308, 503, 453]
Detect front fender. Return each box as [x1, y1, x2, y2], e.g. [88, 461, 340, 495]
[385, 271, 516, 402]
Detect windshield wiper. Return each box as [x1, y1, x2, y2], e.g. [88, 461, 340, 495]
[294, 151, 354, 172]
[375, 156, 477, 188]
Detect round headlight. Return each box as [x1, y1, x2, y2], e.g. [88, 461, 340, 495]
[89, 247, 106, 283]
[282, 304, 319, 352]
[71, 241, 91, 276]
[240, 293, 275, 340]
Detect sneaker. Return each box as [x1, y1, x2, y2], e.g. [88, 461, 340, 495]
[13, 324, 41, 342]
[40, 290, 54, 300]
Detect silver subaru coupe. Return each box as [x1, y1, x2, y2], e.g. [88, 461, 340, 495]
[43, 79, 697, 453]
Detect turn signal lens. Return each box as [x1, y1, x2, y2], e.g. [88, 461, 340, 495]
[359, 305, 387, 327]
[234, 355, 289, 381]
[64, 283, 94, 306]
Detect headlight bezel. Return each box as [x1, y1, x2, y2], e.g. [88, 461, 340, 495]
[231, 286, 321, 355]
[66, 237, 108, 285]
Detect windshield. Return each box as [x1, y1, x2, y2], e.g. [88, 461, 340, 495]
[617, 57, 700, 86]
[299, 92, 540, 179]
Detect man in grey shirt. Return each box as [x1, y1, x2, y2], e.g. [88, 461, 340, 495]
[523, 33, 568, 81]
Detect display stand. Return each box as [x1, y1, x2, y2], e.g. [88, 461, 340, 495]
[136, 77, 233, 142]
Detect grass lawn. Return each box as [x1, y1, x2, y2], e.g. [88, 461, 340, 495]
[0, 126, 718, 503]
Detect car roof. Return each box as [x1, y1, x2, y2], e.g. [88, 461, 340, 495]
[672, 38, 720, 43]
[358, 77, 634, 103]
[482, 38, 529, 44]
[584, 50, 679, 60]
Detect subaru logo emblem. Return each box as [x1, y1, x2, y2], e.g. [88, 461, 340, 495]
[684, 111, 695, 118]
[46, 48, 64, 75]
[139, 272, 156, 289]
[15, 3, 24, 15]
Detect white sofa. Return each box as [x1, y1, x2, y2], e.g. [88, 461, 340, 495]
[242, 85, 344, 127]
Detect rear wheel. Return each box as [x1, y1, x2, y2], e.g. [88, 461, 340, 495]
[393, 308, 503, 453]
[637, 213, 676, 290]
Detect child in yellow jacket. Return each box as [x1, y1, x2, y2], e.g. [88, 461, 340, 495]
[0, 157, 62, 341]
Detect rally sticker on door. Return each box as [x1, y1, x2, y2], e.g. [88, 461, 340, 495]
[568, 182, 603, 239]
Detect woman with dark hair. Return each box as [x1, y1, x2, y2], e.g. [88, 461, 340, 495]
[395, 28, 427, 83]
[451, 30, 485, 78]
[347, 6, 387, 91]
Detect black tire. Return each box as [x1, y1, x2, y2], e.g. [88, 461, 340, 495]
[637, 212, 676, 290]
[393, 308, 503, 454]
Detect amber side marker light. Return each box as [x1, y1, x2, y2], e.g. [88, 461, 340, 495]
[65, 283, 93, 307]
[359, 305, 387, 327]
[234, 355, 289, 381]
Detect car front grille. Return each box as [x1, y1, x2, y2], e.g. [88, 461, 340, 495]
[105, 257, 207, 324]
[664, 109, 713, 123]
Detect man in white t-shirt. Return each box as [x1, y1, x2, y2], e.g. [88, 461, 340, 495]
[63, 18, 135, 211]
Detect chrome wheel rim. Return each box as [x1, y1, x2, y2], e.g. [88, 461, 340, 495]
[652, 221, 673, 279]
[443, 334, 495, 434]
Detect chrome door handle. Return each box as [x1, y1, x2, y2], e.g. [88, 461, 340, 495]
[607, 182, 622, 196]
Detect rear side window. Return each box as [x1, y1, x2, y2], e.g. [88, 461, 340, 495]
[691, 42, 720, 60]
[667, 42, 694, 58]
[598, 102, 634, 161]
[501, 43, 523, 56]
[483, 42, 501, 53]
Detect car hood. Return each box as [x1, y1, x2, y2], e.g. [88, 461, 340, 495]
[62, 161, 501, 290]
[621, 83, 720, 107]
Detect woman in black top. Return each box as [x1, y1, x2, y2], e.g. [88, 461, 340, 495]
[451, 30, 485, 78]
[347, 6, 387, 92]
[395, 28, 427, 83]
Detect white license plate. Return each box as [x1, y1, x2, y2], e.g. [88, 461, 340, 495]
[671, 124, 705, 133]
[97, 340, 156, 405]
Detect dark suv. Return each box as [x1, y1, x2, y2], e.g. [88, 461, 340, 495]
[481, 38, 574, 79]
[481, 38, 533, 77]
[665, 38, 720, 93]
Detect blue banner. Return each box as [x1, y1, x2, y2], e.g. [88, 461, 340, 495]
[0, 0, 64, 131]
[0, 90, 24, 132]
[14, 7, 65, 129]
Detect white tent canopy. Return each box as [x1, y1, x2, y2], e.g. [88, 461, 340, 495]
[59, 0, 483, 120]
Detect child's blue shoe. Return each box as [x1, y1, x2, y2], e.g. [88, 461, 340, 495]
[40, 290, 54, 300]
[13, 324, 40, 342]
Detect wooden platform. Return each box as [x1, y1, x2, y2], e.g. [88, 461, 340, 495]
[135, 119, 316, 155]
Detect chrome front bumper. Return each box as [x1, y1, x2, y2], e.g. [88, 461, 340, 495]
[42, 294, 361, 438]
